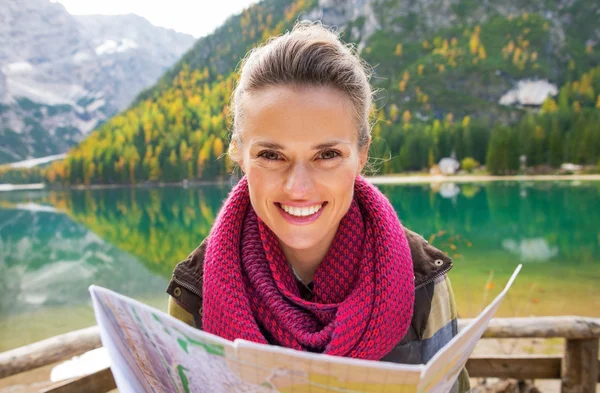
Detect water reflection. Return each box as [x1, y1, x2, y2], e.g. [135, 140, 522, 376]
[387, 181, 600, 267]
[0, 208, 167, 319]
[502, 238, 559, 262]
[1, 181, 599, 350]
[48, 185, 231, 278]
[438, 183, 460, 200]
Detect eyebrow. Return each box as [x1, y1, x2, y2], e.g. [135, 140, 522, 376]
[254, 140, 350, 150]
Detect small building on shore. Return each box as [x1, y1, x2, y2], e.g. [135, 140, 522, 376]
[438, 155, 460, 175]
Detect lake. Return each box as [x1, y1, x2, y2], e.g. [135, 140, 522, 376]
[1, 180, 599, 352]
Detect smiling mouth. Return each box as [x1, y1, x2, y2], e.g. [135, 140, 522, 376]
[275, 202, 328, 217]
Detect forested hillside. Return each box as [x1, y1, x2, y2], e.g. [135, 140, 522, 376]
[4, 0, 598, 185]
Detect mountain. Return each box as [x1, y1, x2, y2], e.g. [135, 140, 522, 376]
[42, 0, 600, 184]
[355, 0, 599, 114]
[0, 0, 195, 164]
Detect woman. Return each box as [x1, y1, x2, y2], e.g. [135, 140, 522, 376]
[166, 21, 469, 392]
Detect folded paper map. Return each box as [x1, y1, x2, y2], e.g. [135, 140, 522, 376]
[89, 264, 522, 393]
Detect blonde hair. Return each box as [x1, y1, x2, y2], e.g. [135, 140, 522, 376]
[228, 21, 374, 161]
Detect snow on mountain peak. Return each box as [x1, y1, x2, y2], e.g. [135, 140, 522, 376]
[94, 38, 139, 56]
[2, 62, 34, 75]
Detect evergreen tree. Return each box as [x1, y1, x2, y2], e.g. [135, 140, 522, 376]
[487, 126, 519, 175]
[548, 117, 563, 167]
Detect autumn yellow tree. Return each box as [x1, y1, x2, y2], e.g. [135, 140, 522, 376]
[469, 26, 481, 55]
[541, 98, 559, 114]
[395, 43, 403, 56]
[389, 104, 399, 122]
[402, 110, 412, 130]
[398, 80, 407, 92]
[462, 116, 471, 127]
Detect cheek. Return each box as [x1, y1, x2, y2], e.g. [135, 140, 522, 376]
[246, 166, 278, 191]
[327, 167, 357, 206]
[246, 170, 274, 210]
[329, 160, 360, 185]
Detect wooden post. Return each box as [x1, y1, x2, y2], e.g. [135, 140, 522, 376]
[561, 338, 599, 393]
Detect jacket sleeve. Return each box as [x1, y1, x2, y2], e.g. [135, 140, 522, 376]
[168, 296, 196, 327]
[421, 274, 471, 393]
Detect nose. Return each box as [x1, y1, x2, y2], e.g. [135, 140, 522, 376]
[284, 162, 314, 198]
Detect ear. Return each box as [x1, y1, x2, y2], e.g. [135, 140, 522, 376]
[229, 140, 246, 174]
[357, 135, 371, 175]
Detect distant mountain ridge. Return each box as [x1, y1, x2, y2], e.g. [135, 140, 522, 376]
[0, 0, 195, 164]
[36, 0, 600, 184]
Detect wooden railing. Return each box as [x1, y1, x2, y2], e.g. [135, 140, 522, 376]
[459, 316, 600, 393]
[1, 316, 598, 393]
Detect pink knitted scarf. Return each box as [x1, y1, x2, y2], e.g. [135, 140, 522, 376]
[202, 175, 414, 360]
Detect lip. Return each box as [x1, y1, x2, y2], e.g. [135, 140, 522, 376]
[275, 202, 327, 225]
[276, 201, 326, 208]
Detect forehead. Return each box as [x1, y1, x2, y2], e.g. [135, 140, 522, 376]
[240, 85, 357, 146]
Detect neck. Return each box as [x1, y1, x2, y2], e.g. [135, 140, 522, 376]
[278, 226, 338, 284]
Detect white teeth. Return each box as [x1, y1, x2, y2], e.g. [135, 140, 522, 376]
[280, 203, 323, 217]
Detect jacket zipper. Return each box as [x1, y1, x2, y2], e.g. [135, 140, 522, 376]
[415, 263, 453, 290]
[172, 275, 203, 298]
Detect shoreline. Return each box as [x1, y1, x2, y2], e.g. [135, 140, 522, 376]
[1, 174, 600, 192]
[0, 183, 45, 192]
[367, 173, 600, 184]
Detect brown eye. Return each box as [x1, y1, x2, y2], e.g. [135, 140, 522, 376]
[320, 150, 341, 160]
[258, 151, 281, 161]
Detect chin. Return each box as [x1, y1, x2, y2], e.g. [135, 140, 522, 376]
[277, 231, 321, 250]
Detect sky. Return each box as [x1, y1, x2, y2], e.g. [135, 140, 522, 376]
[53, 0, 260, 38]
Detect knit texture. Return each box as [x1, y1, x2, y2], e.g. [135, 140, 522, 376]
[202, 175, 414, 360]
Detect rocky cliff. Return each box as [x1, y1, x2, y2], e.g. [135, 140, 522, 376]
[0, 0, 195, 164]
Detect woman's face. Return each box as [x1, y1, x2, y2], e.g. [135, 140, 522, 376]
[237, 85, 369, 253]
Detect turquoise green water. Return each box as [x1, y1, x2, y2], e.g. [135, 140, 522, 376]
[0, 180, 599, 352]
